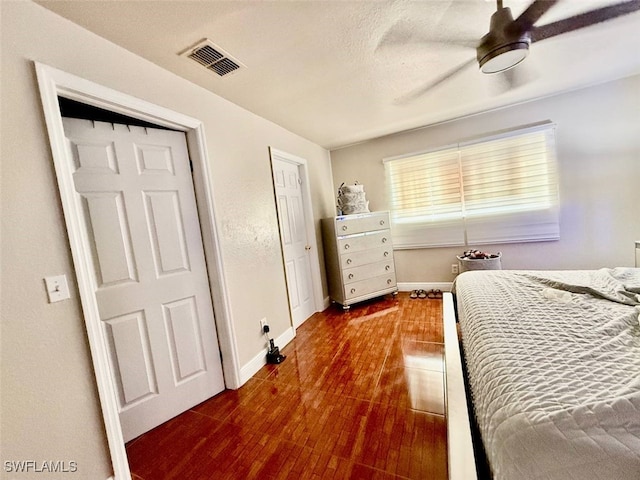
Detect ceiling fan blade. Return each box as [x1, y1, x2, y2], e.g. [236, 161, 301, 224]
[531, 0, 640, 42]
[376, 18, 477, 53]
[491, 62, 538, 95]
[394, 58, 476, 105]
[512, 0, 559, 35]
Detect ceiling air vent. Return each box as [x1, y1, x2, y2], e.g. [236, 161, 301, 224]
[181, 39, 244, 77]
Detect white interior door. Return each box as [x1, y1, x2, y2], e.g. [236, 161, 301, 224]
[63, 118, 225, 442]
[271, 156, 316, 328]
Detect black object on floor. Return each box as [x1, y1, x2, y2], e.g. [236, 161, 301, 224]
[263, 325, 286, 364]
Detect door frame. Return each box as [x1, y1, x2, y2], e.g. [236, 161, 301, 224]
[269, 148, 324, 326]
[35, 62, 241, 480]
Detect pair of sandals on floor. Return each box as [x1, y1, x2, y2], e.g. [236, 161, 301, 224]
[410, 289, 442, 299]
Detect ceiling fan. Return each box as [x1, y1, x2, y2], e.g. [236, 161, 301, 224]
[391, 0, 640, 102]
[478, 0, 640, 72]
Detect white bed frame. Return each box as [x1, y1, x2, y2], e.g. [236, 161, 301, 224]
[443, 292, 478, 480]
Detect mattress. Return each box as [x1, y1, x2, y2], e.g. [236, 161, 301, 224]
[454, 268, 640, 480]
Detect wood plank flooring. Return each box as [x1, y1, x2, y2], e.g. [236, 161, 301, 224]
[126, 293, 447, 480]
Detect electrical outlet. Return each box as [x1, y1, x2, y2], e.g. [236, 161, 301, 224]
[451, 264, 459, 274]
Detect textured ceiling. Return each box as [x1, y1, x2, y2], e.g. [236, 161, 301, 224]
[37, 0, 640, 149]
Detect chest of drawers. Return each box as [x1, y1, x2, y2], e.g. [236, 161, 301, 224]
[322, 211, 397, 310]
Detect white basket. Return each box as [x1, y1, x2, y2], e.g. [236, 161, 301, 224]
[457, 253, 502, 272]
[341, 201, 369, 215]
[340, 184, 364, 193]
[337, 182, 369, 215]
[338, 192, 365, 203]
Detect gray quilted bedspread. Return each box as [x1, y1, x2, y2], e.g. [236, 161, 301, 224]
[454, 268, 640, 480]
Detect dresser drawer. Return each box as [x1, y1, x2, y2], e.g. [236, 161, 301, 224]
[340, 247, 393, 269]
[337, 230, 391, 254]
[342, 261, 395, 285]
[344, 273, 397, 300]
[335, 212, 389, 236]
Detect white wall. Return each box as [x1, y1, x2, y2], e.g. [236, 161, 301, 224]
[330, 75, 640, 282]
[0, 1, 334, 477]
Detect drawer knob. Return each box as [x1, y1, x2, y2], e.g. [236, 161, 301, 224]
[384, 251, 389, 257]
[382, 237, 387, 243]
[385, 265, 390, 271]
[380, 220, 385, 225]
[342, 225, 348, 231]
[348, 273, 354, 279]
[387, 279, 392, 285]
[350, 288, 356, 294]
[346, 259, 352, 264]
[344, 244, 350, 250]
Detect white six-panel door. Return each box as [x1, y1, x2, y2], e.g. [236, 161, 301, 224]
[272, 157, 316, 328]
[63, 118, 225, 442]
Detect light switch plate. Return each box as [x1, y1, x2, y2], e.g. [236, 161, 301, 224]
[44, 275, 70, 303]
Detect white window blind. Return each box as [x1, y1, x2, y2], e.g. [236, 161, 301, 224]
[384, 124, 559, 249]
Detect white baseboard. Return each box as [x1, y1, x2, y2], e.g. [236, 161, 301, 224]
[239, 326, 296, 385]
[322, 286, 453, 307]
[323, 296, 331, 310]
[398, 281, 453, 293]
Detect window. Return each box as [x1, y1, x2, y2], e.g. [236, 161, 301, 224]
[384, 123, 559, 249]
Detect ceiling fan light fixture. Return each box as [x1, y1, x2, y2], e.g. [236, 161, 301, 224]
[476, 5, 532, 74]
[479, 42, 529, 73]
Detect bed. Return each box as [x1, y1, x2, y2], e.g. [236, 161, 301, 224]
[444, 268, 640, 480]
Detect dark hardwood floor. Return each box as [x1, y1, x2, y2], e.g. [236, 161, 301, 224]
[126, 293, 447, 480]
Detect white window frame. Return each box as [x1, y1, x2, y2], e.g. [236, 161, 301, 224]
[383, 123, 560, 249]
